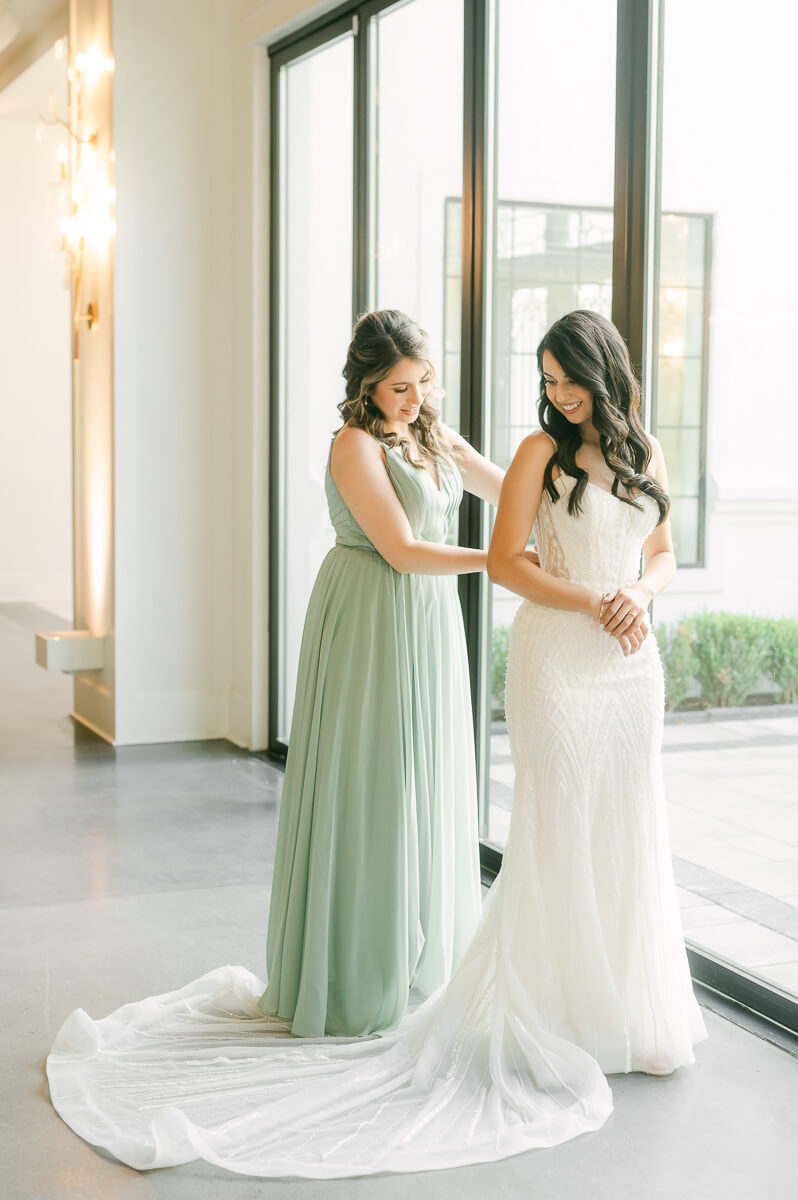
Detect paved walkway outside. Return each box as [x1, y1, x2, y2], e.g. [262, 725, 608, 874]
[489, 714, 798, 996]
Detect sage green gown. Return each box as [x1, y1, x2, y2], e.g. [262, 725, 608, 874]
[258, 438, 482, 1036]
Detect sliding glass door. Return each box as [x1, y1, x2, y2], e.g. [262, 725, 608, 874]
[651, 0, 798, 1007]
[481, 0, 618, 848]
[270, 27, 354, 743]
[268, 0, 798, 1033]
[370, 0, 464, 430]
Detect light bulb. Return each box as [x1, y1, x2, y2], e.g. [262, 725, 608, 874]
[56, 144, 69, 164]
[86, 45, 105, 86]
[54, 38, 65, 61]
[75, 51, 86, 72]
[72, 182, 84, 203]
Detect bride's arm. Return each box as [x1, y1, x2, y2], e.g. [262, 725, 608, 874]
[331, 427, 487, 576]
[599, 435, 676, 634]
[487, 432, 603, 616]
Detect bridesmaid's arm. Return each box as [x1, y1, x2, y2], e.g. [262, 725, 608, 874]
[439, 423, 504, 506]
[330, 427, 487, 576]
[487, 432, 603, 616]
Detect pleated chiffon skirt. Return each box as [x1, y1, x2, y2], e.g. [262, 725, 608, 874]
[259, 543, 482, 1036]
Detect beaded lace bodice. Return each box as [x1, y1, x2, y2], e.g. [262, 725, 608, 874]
[534, 471, 659, 593]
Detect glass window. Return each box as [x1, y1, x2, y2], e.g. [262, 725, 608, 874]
[269, 0, 798, 1032]
[652, 213, 711, 566]
[275, 35, 354, 742]
[371, 0, 464, 430]
[653, 0, 798, 1004]
[476, 0, 618, 847]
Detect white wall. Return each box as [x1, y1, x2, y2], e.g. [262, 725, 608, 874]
[111, 0, 237, 744]
[0, 47, 72, 618]
[109, 0, 331, 746]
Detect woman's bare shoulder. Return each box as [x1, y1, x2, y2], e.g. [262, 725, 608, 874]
[642, 431, 666, 480]
[331, 425, 385, 469]
[516, 429, 558, 462]
[509, 429, 560, 483]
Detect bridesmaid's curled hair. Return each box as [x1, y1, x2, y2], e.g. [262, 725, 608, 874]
[536, 310, 669, 524]
[339, 309, 455, 468]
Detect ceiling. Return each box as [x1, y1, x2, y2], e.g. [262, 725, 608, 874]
[0, 0, 68, 93]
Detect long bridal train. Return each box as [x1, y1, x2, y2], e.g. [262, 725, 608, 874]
[47, 467, 706, 1178]
[46, 875, 615, 1178]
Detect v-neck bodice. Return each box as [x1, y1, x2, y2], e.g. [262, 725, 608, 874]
[325, 437, 463, 553]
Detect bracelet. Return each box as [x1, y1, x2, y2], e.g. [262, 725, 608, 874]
[598, 591, 611, 622]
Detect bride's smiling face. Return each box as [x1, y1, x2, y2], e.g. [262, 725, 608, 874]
[542, 351, 594, 425]
[372, 358, 432, 426]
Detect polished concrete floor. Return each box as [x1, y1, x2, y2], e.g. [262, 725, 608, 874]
[2, 602, 797, 1200]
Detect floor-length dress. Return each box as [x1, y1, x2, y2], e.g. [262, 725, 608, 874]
[46, 460, 707, 1179]
[260, 439, 482, 1035]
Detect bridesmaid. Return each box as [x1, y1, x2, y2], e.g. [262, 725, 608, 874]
[258, 309, 504, 1036]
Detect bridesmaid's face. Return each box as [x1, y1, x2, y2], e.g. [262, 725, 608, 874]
[372, 358, 432, 426]
[542, 351, 594, 426]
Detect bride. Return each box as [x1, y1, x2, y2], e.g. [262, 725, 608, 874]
[47, 310, 706, 1178]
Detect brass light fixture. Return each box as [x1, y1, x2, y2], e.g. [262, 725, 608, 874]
[39, 38, 114, 359]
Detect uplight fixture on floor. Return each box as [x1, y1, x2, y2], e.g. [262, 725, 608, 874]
[35, 631, 105, 673]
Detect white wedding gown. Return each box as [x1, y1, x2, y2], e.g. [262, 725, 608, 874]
[47, 468, 707, 1178]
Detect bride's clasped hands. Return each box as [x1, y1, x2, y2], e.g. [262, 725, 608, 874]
[597, 582, 654, 656]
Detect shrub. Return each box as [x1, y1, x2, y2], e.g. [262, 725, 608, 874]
[492, 624, 511, 716]
[655, 620, 696, 711]
[689, 612, 770, 707]
[766, 617, 798, 704]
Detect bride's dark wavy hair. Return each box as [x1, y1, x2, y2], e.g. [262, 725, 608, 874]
[537, 310, 669, 523]
[338, 309, 456, 466]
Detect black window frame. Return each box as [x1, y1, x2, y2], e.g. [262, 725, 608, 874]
[265, 0, 798, 1048]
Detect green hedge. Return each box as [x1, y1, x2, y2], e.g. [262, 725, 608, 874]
[655, 613, 798, 710]
[492, 614, 798, 714]
[492, 624, 511, 715]
[767, 616, 798, 704]
[654, 621, 695, 711]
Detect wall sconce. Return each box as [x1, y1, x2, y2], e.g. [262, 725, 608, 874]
[39, 37, 114, 360]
